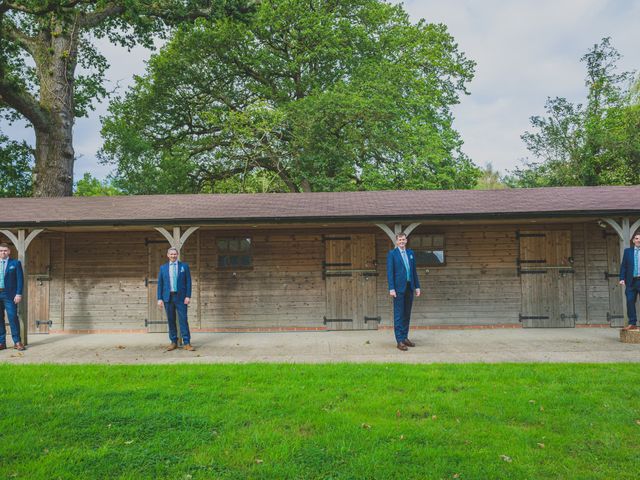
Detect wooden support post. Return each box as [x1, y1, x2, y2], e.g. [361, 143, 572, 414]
[0, 228, 44, 346]
[375, 223, 421, 243]
[602, 217, 640, 325]
[154, 226, 199, 258]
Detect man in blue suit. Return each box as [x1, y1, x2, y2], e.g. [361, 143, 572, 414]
[619, 232, 640, 331]
[157, 247, 195, 351]
[387, 233, 421, 351]
[0, 243, 25, 351]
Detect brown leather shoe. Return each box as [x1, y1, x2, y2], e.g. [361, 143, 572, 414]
[183, 344, 195, 352]
[397, 342, 408, 351]
[622, 324, 639, 331]
[14, 342, 25, 351]
[166, 343, 178, 351]
[403, 339, 416, 347]
[0, 343, 6, 350]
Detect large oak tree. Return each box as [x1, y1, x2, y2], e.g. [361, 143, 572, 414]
[0, 0, 253, 196]
[101, 0, 479, 194]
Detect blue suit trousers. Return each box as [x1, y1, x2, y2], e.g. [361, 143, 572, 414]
[164, 293, 191, 344]
[626, 278, 640, 324]
[0, 291, 21, 345]
[393, 284, 413, 343]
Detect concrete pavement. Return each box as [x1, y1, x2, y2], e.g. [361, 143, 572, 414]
[1, 328, 639, 364]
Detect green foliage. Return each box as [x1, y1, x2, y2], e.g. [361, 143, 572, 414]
[508, 38, 640, 187]
[0, 131, 32, 197]
[101, 0, 480, 193]
[1, 364, 639, 479]
[0, 0, 256, 196]
[474, 163, 508, 190]
[74, 172, 121, 196]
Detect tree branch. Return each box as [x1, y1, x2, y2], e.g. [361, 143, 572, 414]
[77, 3, 124, 28]
[0, 78, 50, 131]
[2, 18, 37, 54]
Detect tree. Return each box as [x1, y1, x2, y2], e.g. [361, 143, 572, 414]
[74, 172, 120, 196]
[0, 130, 32, 196]
[0, 0, 254, 197]
[474, 163, 507, 190]
[100, 0, 479, 194]
[508, 38, 640, 187]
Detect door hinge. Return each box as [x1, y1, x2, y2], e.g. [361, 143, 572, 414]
[144, 319, 166, 327]
[519, 314, 550, 322]
[323, 317, 353, 324]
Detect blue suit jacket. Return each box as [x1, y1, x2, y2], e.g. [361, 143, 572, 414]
[1, 258, 24, 299]
[157, 261, 192, 302]
[387, 248, 421, 294]
[620, 247, 639, 289]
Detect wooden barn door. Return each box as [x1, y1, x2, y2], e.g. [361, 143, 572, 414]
[27, 237, 51, 334]
[605, 233, 624, 327]
[324, 234, 378, 330]
[519, 231, 576, 327]
[146, 242, 169, 333]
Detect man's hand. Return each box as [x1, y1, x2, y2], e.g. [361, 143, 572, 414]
[415, 288, 421, 297]
[620, 280, 626, 286]
[184, 297, 191, 305]
[389, 289, 396, 298]
[14, 294, 22, 304]
[157, 300, 164, 308]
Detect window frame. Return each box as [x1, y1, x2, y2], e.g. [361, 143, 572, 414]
[215, 236, 253, 270]
[410, 233, 446, 267]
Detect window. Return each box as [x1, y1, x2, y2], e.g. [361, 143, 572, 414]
[217, 237, 252, 268]
[410, 234, 445, 266]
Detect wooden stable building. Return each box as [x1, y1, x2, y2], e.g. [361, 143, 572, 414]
[1, 186, 639, 343]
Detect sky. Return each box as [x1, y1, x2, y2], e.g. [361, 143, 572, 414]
[3, 0, 640, 181]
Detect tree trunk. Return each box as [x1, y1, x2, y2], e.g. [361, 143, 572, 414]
[33, 118, 75, 197]
[31, 25, 78, 197]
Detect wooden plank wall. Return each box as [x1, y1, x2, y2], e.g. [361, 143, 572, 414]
[198, 230, 326, 328]
[376, 225, 521, 326]
[2, 220, 620, 331]
[61, 232, 150, 329]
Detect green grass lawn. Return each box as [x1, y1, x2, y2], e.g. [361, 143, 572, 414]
[1, 364, 639, 479]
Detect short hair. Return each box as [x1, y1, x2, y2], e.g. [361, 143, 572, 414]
[0, 242, 10, 249]
[395, 233, 407, 239]
[167, 247, 179, 254]
[633, 232, 640, 239]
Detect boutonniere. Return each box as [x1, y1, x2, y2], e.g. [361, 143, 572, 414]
[409, 255, 413, 260]
[180, 266, 185, 273]
[8, 266, 15, 270]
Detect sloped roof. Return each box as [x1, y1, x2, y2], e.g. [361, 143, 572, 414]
[0, 186, 638, 227]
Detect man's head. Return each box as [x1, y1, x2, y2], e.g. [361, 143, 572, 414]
[395, 233, 407, 249]
[633, 233, 640, 248]
[167, 247, 179, 262]
[0, 243, 11, 260]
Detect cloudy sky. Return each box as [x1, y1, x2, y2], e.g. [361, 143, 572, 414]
[4, 0, 640, 180]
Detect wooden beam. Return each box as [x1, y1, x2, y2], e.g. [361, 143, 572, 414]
[375, 223, 422, 243]
[154, 226, 199, 258]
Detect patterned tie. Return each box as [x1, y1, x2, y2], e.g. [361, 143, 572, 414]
[0, 260, 5, 289]
[635, 248, 640, 277]
[170, 262, 177, 291]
